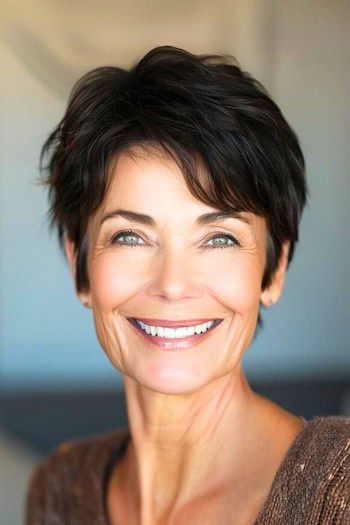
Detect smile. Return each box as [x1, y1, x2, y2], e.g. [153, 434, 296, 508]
[127, 317, 223, 350]
[135, 319, 216, 338]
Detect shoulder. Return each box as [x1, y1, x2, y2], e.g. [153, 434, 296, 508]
[260, 416, 350, 524]
[299, 416, 350, 487]
[25, 428, 130, 525]
[285, 415, 350, 488]
[295, 415, 350, 466]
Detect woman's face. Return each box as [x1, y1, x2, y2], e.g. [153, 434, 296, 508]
[69, 146, 286, 394]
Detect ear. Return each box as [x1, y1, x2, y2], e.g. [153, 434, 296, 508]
[64, 237, 92, 309]
[260, 241, 290, 307]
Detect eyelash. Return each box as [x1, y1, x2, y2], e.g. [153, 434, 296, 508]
[110, 229, 241, 249]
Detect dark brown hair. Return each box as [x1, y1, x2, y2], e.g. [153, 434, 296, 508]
[40, 45, 307, 295]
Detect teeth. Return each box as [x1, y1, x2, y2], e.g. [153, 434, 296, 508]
[195, 324, 202, 334]
[164, 327, 176, 338]
[186, 326, 195, 336]
[176, 327, 187, 338]
[135, 319, 216, 338]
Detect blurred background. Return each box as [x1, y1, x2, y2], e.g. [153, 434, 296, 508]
[0, 0, 349, 523]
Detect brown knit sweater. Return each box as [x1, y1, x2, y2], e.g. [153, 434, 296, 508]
[26, 416, 350, 524]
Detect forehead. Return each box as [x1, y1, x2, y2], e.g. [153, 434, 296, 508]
[90, 145, 267, 239]
[100, 146, 210, 216]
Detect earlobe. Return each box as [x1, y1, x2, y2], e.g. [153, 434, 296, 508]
[260, 241, 290, 307]
[64, 237, 92, 309]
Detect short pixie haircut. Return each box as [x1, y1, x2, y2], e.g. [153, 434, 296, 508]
[41, 45, 307, 294]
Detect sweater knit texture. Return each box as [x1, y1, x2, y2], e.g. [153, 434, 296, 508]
[26, 416, 350, 524]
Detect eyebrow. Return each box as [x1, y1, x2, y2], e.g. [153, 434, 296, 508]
[100, 208, 251, 227]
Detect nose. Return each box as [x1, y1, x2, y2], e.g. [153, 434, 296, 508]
[146, 246, 202, 302]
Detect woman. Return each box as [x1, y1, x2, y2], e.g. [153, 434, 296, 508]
[26, 46, 349, 524]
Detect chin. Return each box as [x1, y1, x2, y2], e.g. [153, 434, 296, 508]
[127, 368, 213, 396]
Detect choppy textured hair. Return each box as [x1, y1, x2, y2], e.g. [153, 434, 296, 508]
[40, 45, 307, 294]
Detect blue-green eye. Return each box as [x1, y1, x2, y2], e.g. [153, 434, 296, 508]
[111, 230, 144, 247]
[206, 234, 240, 248]
[111, 231, 240, 249]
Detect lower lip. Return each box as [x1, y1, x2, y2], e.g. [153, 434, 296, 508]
[127, 319, 223, 350]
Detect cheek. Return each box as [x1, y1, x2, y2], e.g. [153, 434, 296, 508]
[88, 248, 264, 316]
[89, 251, 146, 308]
[200, 254, 263, 313]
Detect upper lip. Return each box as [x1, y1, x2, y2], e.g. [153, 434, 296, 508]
[129, 318, 220, 328]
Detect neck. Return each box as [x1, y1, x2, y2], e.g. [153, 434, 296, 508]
[115, 367, 284, 523]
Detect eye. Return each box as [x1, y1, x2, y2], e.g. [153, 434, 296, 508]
[110, 230, 240, 249]
[110, 230, 145, 247]
[206, 233, 240, 249]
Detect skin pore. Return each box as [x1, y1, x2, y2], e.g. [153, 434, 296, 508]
[65, 146, 304, 525]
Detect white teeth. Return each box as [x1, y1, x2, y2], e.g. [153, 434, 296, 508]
[186, 326, 195, 336]
[164, 327, 176, 338]
[176, 327, 187, 338]
[195, 325, 202, 334]
[135, 319, 216, 338]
